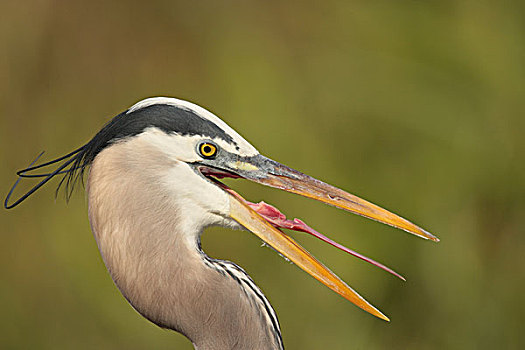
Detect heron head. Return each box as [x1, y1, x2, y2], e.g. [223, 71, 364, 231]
[6, 97, 438, 321]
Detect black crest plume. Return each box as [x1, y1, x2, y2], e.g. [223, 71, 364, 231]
[4, 109, 130, 209]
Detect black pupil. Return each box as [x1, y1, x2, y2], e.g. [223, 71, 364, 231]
[203, 145, 212, 154]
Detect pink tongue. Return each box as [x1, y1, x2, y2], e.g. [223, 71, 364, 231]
[247, 201, 405, 281]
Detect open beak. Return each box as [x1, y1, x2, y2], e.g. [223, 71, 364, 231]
[203, 154, 438, 321]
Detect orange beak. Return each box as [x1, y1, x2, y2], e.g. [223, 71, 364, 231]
[217, 155, 438, 321]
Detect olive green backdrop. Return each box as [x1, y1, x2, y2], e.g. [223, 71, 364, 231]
[1, 1, 523, 349]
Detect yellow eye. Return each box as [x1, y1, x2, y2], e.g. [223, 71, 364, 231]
[199, 142, 217, 159]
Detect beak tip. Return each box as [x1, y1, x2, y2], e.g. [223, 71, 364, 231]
[423, 229, 440, 242]
[377, 312, 390, 322]
[364, 303, 390, 322]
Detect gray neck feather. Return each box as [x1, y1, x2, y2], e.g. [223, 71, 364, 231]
[86, 140, 282, 350]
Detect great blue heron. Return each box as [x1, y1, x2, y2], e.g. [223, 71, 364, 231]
[6, 97, 438, 349]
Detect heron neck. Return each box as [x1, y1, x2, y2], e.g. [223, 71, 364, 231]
[86, 142, 281, 350]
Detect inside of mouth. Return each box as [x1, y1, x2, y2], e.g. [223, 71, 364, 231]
[202, 170, 405, 281]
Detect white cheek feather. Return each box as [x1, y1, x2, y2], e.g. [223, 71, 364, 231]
[160, 160, 234, 246]
[138, 127, 204, 163]
[132, 128, 248, 235]
[127, 97, 259, 157]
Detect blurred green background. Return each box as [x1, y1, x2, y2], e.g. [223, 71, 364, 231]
[1, 1, 524, 349]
